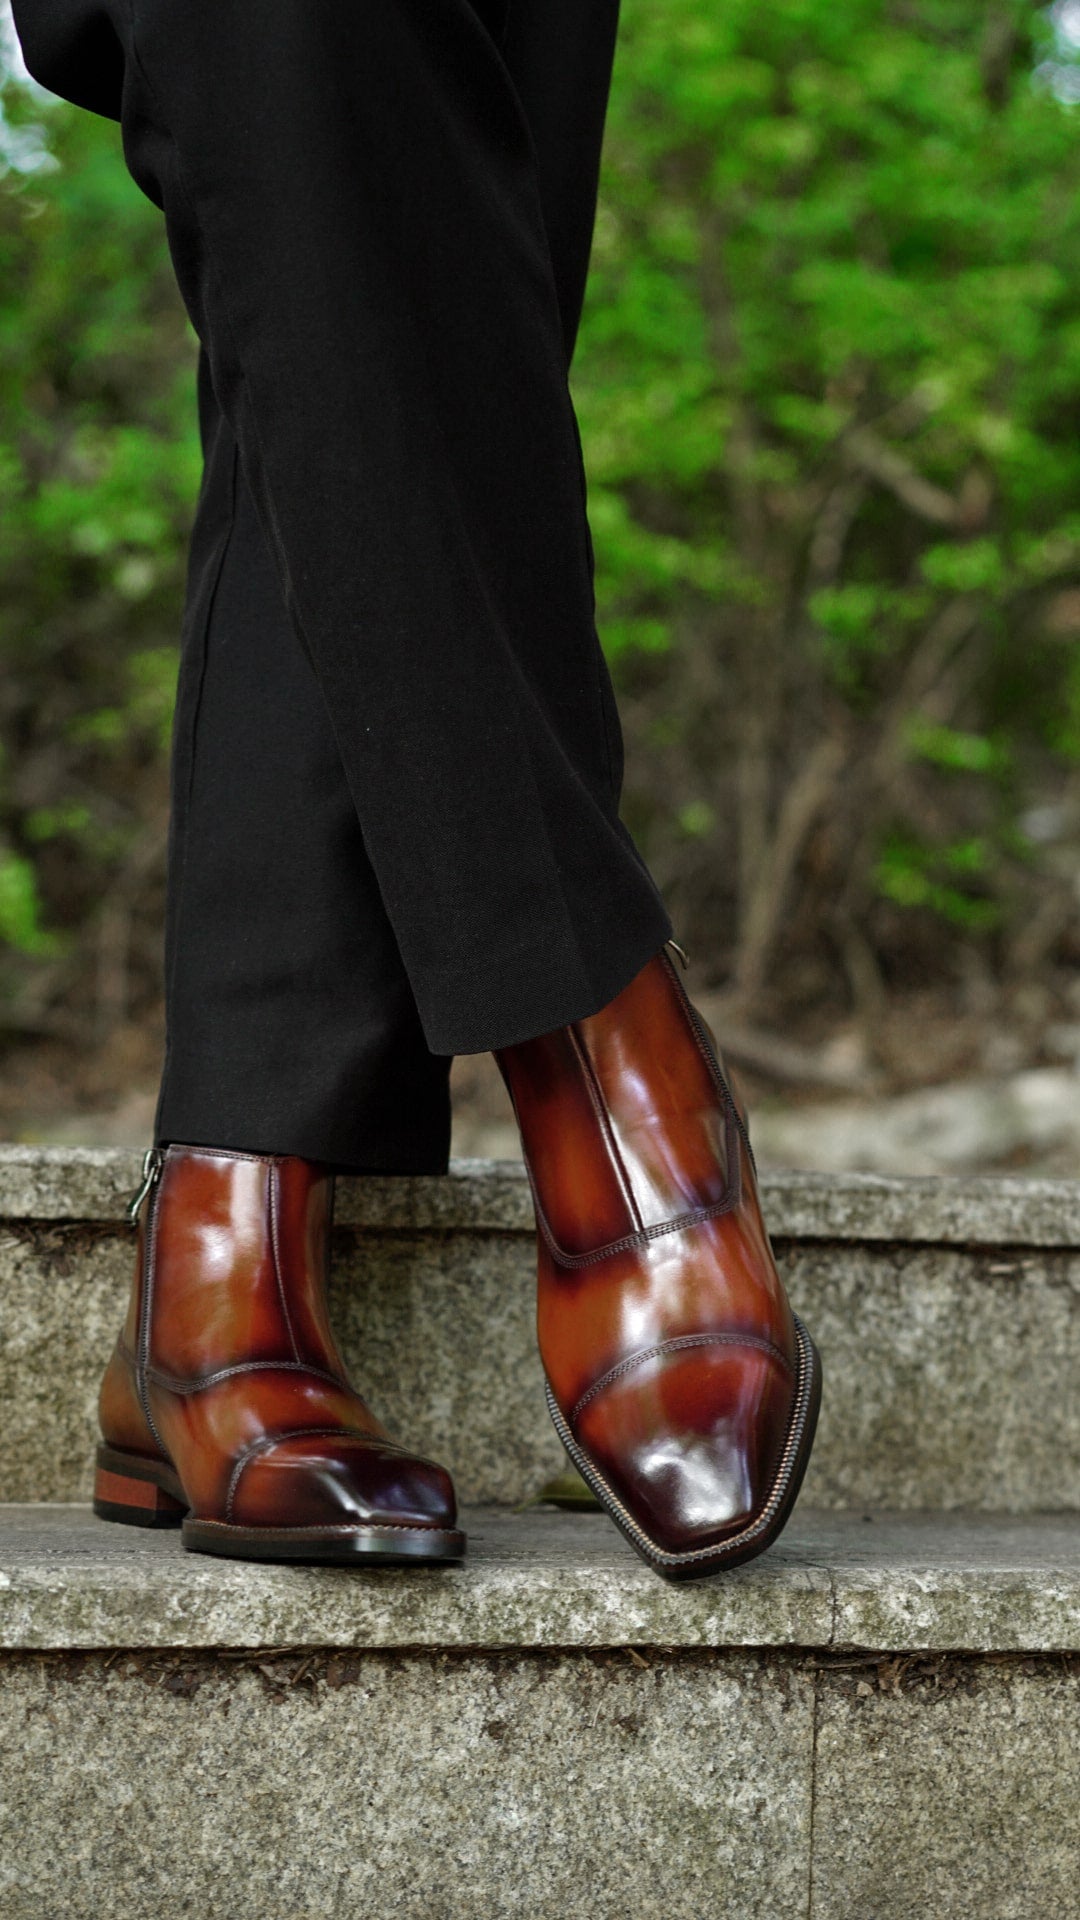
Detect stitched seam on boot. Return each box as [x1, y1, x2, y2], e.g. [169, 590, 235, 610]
[569, 1330, 794, 1426]
[532, 1119, 744, 1269]
[547, 1315, 818, 1568]
[659, 948, 757, 1171]
[268, 1161, 302, 1363]
[165, 1143, 297, 1167]
[568, 1023, 643, 1235]
[224, 1426, 407, 1524]
[194, 1519, 455, 1537]
[142, 1358, 347, 1395]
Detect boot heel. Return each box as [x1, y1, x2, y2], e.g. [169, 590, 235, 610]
[93, 1446, 186, 1529]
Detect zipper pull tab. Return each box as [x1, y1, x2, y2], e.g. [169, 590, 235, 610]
[127, 1145, 164, 1227]
[666, 938, 690, 970]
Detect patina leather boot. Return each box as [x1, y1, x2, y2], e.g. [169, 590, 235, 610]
[94, 1144, 465, 1565]
[496, 944, 821, 1580]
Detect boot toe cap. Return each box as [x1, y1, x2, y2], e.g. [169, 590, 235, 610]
[575, 1343, 795, 1557]
[229, 1433, 458, 1533]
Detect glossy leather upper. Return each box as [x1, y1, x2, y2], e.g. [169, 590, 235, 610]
[497, 948, 798, 1554]
[99, 1146, 457, 1534]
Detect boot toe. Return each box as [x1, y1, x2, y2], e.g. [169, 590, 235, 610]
[229, 1433, 458, 1533]
[575, 1344, 795, 1557]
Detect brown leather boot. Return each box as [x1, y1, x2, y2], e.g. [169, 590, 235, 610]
[95, 1144, 465, 1565]
[496, 944, 821, 1580]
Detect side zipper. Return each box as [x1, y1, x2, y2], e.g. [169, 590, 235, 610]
[128, 1145, 168, 1454]
[660, 945, 758, 1175]
[127, 1145, 165, 1227]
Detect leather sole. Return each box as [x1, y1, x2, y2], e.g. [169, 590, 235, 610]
[93, 1443, 466, 1567]
[544, 1314, 822, 1581]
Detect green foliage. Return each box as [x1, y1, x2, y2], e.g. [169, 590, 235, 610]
[0, 67, 196, 1016]
[573, 0, 1080, 998]
[0, 847, 61, 954]
[874, 829, 1001, 932]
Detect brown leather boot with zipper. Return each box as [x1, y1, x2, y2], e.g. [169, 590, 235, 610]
[95, 1143, 464, 1565]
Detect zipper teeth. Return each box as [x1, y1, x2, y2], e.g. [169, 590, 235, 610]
[689, 1000, 755, 1160]
[549, 1315, 815, 1567]
[661, 949, 758, 1173]
[134, 1151, 168, 1455]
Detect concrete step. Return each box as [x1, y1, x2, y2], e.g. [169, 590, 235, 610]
[3, 1503, 1078, 1653]
[0, 1504, 1077, 1919]
[1, 1146, 1078, 1510]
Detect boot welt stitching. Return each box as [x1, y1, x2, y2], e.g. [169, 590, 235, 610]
[548, 1315, 819, 1569]
[191, 1518, 458, 1537]
[225, 1426, 413, 1523]
[569, 1330, 795, 1426]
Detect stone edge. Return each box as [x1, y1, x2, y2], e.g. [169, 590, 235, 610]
[1, 1509, 1079, 1654]
[1, 1145, 1079, 1246]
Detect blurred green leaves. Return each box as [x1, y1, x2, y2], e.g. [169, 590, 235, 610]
[0, 57, 194, 1016]
[572, 0, 1080, 1000]
[0, 847, 61, 955]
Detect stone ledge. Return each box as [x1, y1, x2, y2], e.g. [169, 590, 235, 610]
[2, 1144, 1080, 1245]
[1, 1505, 1078, 1654]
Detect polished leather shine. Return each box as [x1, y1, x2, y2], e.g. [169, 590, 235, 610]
[96, 1145, 464, 1564]
[497, 946, 820, 1577]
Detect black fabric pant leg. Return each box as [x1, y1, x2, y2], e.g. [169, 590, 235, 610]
[12, 1, 672, 1065]
[147, 1, 633, 1170]
[152, 350, 454, 1172]
[504, 0, 625, 365]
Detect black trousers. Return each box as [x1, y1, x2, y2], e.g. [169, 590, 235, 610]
[13, 0, 672, 1170]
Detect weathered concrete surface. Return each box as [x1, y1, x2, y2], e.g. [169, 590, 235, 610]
[0, 1644, 1076, 1919]
[326, 1227, 564, 1504]
[812, 1656, 1080, 1919]
[0, 1224, 126, 1508]
[0, 1648, 815, 1920]
[787, 1239, 1080, 1510]
[0, 1146, 139, 1223]
[0, 1506, 1077, 1654]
